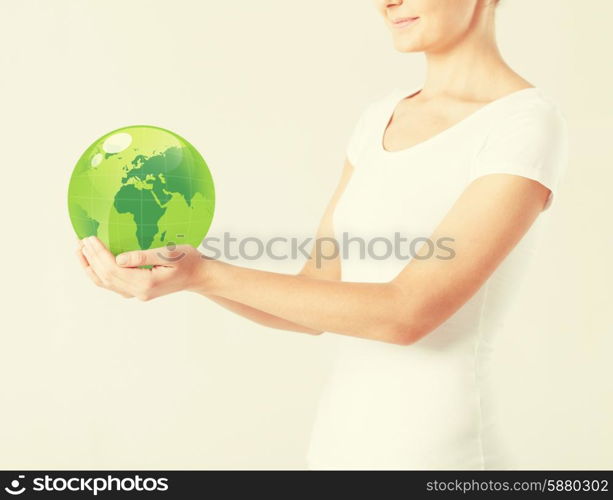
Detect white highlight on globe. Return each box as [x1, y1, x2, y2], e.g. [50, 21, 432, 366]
[91, 153, 103, 167]
[102, 132, 132, 154]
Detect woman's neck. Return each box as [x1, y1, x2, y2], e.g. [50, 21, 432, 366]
[418, 5, 528, 101]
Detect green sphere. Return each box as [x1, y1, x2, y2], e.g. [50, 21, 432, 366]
[68, 125, 215, 256]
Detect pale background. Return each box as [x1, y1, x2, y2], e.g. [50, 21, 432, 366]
[0, 0, 611, 469]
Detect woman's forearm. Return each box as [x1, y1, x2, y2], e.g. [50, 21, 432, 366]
[191, 259, 410, 344]
[203, 293, 323, 335]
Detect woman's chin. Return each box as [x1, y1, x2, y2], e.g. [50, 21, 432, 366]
[392, 39, 423, 53]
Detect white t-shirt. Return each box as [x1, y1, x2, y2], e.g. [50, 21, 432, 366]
[306, 85, 569, 470]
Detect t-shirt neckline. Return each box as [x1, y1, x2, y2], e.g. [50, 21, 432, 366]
[379, 85, 542, 155]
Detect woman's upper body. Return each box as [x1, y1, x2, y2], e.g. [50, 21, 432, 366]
[78, 0, 568, 348]
[305, 82, 567, 469]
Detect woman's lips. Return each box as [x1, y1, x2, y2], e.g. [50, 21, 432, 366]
[391, 17, 419, 29]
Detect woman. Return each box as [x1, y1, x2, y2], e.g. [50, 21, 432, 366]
[77, 0, 568, 469]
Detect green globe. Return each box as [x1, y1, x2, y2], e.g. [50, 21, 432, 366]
[68, 125, 215, 256]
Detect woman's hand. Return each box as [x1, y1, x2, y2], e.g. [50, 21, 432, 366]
[77, 236, 207, 301]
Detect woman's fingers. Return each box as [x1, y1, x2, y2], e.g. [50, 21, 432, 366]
[83, 263, 103, 287]
[79, 236, 173, 301]
[84, 258, 133, 299]
[82, 236, 125, 287]
[81, 238, 110, 281]
[76, 240, 103, 279]
[80, 251, 133, 298]
[82, 236, 117, 267]
[76, 242, 89, 268]
[79, 237, 134, 298]
[76, 236, 199, 302]
[77, 245, 105, 288]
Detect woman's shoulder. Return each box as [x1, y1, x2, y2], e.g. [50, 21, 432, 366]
[356, 87, 408, 111]
[495, 86, 566, 125]
[349, 87, 412, 128]
[469, 87, 568, 154]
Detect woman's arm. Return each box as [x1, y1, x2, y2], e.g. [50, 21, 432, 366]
[78, 238, 320, 333]
[193, 172, 550, 344]
[191, 173, 550, 344]
[196, 159, 354, 334]
[81, 171, 550, 345]
[78, 159, 355, 336]
[200, 295, 319, 334]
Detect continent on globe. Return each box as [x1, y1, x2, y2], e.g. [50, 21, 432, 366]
[67, 126, 215, 256]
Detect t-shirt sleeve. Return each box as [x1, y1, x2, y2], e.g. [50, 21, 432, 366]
[345, 102, 374, 168]
[469, 102, 569, 211]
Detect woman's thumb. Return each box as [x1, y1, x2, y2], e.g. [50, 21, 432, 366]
[116, 245, 188, 267]
[116, 249, 160, 267]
